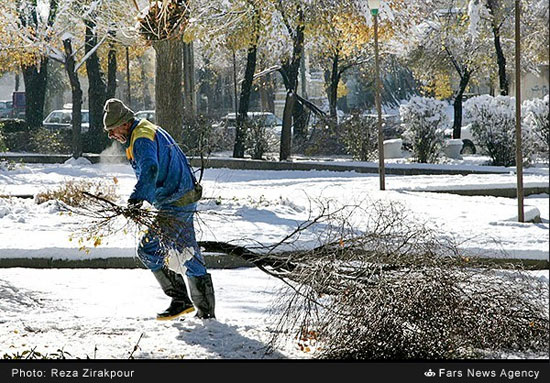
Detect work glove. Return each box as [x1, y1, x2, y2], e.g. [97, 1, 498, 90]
[127, 198, 143, 209]
[124, 198, 143, 218]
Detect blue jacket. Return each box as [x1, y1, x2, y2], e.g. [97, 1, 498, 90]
[125, 119, 196, 207]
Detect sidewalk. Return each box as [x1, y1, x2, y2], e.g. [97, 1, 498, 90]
[1, 152, 517, 176]
[1, 154, 547, 269]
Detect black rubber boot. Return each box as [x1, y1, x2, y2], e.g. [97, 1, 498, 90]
[152, 267, 195, 320]
[187, 273, 216, 319]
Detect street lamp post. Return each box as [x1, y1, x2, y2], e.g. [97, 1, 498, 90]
[369, 0, 385, 191]
[514, 0, 524, 222]
[232, 50, 238, 118]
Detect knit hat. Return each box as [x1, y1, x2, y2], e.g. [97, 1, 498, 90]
[103, 98, 134, 131]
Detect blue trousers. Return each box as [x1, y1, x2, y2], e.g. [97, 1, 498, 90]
[137, 202, 207, 277]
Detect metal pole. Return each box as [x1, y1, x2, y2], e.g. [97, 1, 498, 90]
[374, 13, 385, 190]
[126, 46, 131, 108]
[232, 50, 238, 117]
[515, 0, 524, 222]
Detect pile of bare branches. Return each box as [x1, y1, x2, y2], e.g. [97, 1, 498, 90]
[265, 201, 549, 359]
[66, 191, 548, 359]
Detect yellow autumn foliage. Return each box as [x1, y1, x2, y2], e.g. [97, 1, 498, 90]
[337, 81, 349, 99]
[421, 72, 454, 100]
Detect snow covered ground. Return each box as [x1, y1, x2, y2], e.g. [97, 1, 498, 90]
[0, 267, 302, 359]
[0, 159, 548, 260]
[0, 158, 548, 359]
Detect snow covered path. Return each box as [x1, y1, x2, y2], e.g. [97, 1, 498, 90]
[0, 267, 302, 359]
[0, 267, 548, 360]
[0, 161, 548, 360]
[0, 162, 548, 260]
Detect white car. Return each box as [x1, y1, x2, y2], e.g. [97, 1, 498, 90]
[213, 112, 283, 135]
[135, 110, 156, 123]
[43, 109, 90, 133]
[0, 100, 13, 118]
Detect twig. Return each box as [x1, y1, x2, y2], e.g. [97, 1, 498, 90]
[128, 333, 144, 359]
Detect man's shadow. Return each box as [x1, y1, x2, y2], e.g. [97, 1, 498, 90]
[172, 319, 288, 359]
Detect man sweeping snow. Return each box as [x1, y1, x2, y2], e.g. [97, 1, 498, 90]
[103, 98, 215, 320]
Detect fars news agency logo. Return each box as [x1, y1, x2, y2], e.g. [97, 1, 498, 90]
[424, 369, 436, 378]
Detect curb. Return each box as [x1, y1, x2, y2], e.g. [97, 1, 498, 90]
[0, 255, 546, 270]
[408, 186, 549, 197]
[1, 153, 514, 176]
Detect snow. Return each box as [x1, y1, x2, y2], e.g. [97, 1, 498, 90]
[0, 160, 548, 359]
[64, 157, 92, 166]
[0, 267, 302, 359]
[60, 32, 74, 42]
[467, 0, 482, 39]
[0, 161, 548, 260]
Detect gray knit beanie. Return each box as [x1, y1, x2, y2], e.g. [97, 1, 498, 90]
[103, 98, 134, 131]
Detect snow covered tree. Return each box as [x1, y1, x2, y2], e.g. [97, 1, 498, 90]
[400, 96, 449, 163]
[189, 0, 266, 158]
[464, 95, 536, 166]
[272, 0, 307, 160]
[398, 0, 493, 139]
[232, 1, 262, 158]
[0, 0, 59, 129]
[1, 0, 138, 155]
[466, 0, 512, 96]
[468, 0, 549, 96]
[57, 0, 135, 157]
[309, 0, 374, 125]
[522, 95, 549, 160]
[80, 0, 121, 153]
[136, 0, 190, 137]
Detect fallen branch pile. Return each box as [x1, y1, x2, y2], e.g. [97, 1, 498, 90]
[66, 193, 549, 359]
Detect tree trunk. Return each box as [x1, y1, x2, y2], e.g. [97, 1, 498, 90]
[21, 58, 48, 129]
[487, 0, 509, 96]
[492, 26, 508, 96]
[139, 55, 152, 110]
[85, 20, 108, 153]
[280, 91, 295, 161]
[125, 47, 131, 107]
[279, 12, 305, 160]
[233, 44, 258, 158]
[452, 70, 471, 139]
[259, 73, 275, 112]
[183, 41, 196, 121]
[233, 5, 260, 158]
[152, 39, 184, 139]
[293, 46, 308, 141]
[325, 53, 340, 123]
[63, 39, 82, 159]
[292, 94, 307, 142]
[106, 43, 117, 99]
[18, 0, 57, 129]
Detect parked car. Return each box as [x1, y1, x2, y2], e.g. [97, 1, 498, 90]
[211, 112, 283, 154]
[42, 109, 90, 133]
[213, 112, 283, 134]
[135, 110, 156, 123]
[0, 100, 13, 118]
[359, 113, 403, 139]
